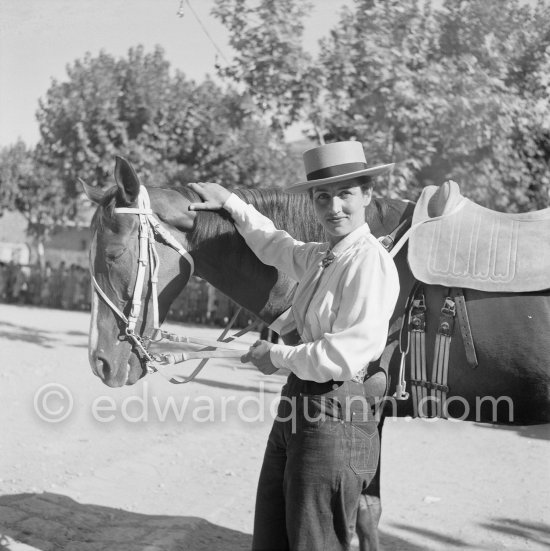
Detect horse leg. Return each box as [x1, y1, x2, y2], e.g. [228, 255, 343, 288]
[355, 416, 385, 551]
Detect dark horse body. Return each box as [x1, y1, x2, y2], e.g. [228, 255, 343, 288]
[86, 158, 550, 550]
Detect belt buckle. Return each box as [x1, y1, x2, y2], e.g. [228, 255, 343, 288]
[351, 366, 367, 383]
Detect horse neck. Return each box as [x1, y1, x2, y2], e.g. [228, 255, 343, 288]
[161, 187, 321, 323]
[192, 236, 295, 323]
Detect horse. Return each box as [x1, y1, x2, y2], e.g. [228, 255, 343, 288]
[84, 156, 550, 551]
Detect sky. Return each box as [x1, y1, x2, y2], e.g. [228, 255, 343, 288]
[0, 0, 353, 147]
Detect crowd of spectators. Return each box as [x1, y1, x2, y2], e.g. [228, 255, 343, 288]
[0, 261, 90, 310]
[167, 275, 253, 328]
[0, 260, 254, 329]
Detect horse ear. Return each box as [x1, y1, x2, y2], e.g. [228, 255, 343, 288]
[79, 178, 104, 204]
[114, 156, 141, 205]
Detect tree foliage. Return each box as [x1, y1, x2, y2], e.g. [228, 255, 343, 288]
[213, 0, 321, 137]
[213, 0, 550, 210]
[0, 141, 66, 238]
[35, 45, 300, 198]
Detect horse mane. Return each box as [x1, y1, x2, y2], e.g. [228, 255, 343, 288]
[366, 196, 414, 238]
[367, 197, 389, 229]
[179, 187, 326, 249]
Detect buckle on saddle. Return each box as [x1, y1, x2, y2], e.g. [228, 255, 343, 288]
[441, 297, 456, 316]
[438, 297, 456, 337]
[379, 235, 394, 252]
[410, 294, 426, 332]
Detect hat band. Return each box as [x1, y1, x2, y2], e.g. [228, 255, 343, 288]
[306, 162, 368, 182]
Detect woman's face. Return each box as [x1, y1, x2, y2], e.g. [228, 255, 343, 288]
[311, 182, 372, 245]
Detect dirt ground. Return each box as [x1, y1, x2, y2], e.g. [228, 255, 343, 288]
[0, 303, 549, 551]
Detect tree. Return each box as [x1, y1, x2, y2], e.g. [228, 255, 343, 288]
[213, 0, 326, 140]
[0, 141, 67, 262]
[213, 0, 550, 210]
[35, 45, 301, 198]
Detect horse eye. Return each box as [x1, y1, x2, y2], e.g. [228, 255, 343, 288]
[105, 248, 126, 261]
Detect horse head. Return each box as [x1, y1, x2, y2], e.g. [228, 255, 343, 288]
[83, 157, 195, 387]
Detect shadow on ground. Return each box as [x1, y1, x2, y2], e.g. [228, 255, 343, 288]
[474, 422, 550, 441]
[0, 321, 54, 348]
[0, 493, 469, 551]
[383, 523, 470, 549]
[480, 518, 550, 548]
[0, 493, 251, 551]
[0, 321, 88, 350]
[381, 518, 550, 550]
[3, 493, 548, 550]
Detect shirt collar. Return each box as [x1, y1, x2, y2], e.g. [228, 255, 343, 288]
[329, 223, 371, 257]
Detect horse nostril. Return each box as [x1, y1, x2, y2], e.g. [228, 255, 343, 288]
[96, 357, 111, 380]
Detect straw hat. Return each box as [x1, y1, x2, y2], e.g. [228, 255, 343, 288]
[286, 141, 394, 194]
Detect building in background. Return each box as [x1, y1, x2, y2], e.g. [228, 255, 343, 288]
[0, 210, 31, 265]
[44, 224, 91, 268]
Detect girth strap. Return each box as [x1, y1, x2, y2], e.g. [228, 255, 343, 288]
[430, 296, 455, 418]
[409, 288, 429, 417]
[406, 287, 477, 418]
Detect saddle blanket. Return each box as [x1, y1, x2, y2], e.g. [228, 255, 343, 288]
[408, 181, 550, 293]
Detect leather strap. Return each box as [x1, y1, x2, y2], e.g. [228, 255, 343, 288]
[430, 296, 455, 418]
[378, 215, 412, 255]
[403, 287, 477, 418]
[453, 289, 478, 369]
[409, 288, 428, 417]
[163, 314, 260, 384]
[393, 281, 422, 401]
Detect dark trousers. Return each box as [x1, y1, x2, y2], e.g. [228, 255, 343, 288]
[252, 373, 381, 551]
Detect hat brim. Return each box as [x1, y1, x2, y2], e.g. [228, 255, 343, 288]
[285, 163, 395, 194]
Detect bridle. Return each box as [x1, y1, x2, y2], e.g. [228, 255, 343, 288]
[90, 185, 256, 384]
[90, 185, 196, 373]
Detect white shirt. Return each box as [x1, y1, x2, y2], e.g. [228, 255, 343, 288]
[224, 193, 400, 383]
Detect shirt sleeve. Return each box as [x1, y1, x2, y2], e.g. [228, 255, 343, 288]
[223, 193, 321, 281]
[269, 246, 400, 382]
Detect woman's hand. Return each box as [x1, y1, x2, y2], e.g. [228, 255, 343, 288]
[241, 340, 279, 375]
[187, 182, 231, 211]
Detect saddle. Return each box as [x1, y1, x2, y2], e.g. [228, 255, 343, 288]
[408, 181, 550, 292]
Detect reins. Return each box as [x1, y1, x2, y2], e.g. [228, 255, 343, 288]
[91, 185, 253, 384]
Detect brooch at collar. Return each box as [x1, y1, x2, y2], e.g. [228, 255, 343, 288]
[321, 252, 335, 269]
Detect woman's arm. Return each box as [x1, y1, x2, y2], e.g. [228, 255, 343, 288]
[188, 182, 321, 281]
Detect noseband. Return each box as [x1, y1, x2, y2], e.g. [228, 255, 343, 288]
[90, 186, 195, 372]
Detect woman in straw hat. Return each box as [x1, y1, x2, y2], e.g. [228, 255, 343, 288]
[188, 141, 399, 550]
